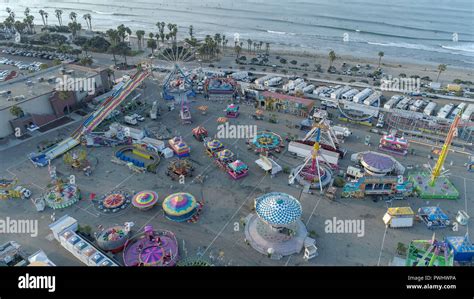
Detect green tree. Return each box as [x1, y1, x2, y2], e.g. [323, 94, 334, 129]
[39, 10, 47, 27]
[328, 50, 336, 71]
[55, 9, 63, 26]
[136, 30, 145, 50]
[10, 105, 24, 118]
[436, 64, 447, 82]
[377, 51, 384, 68]
[83, 13, 92, 31]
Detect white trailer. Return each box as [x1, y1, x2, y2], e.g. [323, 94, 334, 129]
[288, 141, 339, 166]
[353, 88, 373, 103]
[363, 91, 381, 106]
[302, 84, 315, 94]
[295, 82, 308, 92]
[331, 86, 351, 99]
[265, 77, 282, 87]
[341, 89, 359, 101]
[449, 102, 466, 119]
[423, 101, 437, 116]
[383, 207, 415, 228]
[384, 95, 402, 109]
[395, 96, 411, 110]
[462, 103, 474, 121]
[437, 103, 454, 119]
[332, 126, 352, 138]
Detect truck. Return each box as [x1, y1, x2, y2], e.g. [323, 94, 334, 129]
[124, 116, 138, 126]
[346, 166, 364, 179]
[383, 207, 415, 228]
[332, 126, 352, 138]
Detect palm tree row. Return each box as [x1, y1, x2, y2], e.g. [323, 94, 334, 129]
[3, 7, 35, 34]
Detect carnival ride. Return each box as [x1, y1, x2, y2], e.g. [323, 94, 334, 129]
[96, 225, 131, 253]
[408, 112, 462, 199]
[63, 149, 92, 176]
[417, 206, 450, 229]
[132, 191, 159, 211]
[162, 64, 194, 124]
[225, 103, 240, 118]
[445, 235, 474, 263]
[288, 121, 333, 193]
[203, 77, 238, 101]
[166, 159, 194, 180]
[0, 178, 31, 200]
[406, 235, 454, 266]
[43, 164, 81, 209]
[352, 151, 405, 176]
[204, 139, 249, 180]
[250, 131, 284, 153]
[342, 175, 413, 199]
[177, 256, 213, 266]
[379, 134, 409, 156]
[244, 192, 311, 259]
[29, 70, 150, 167]
[122, 225, 179, 266]
[114, 145, 161, 173]
[162, 192, 202, 223]
[168, 136, 190, 157]
[192, 126, 208, 141]
[97, 190, 131, 214]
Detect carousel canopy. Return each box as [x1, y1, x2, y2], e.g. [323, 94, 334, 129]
[192, 126, 208, 135]
[162, 192, 198, 217]
[228, 160, 248, 172]
[132, 191, 159, 209]
[255, 192, 302, 226]
[206, 139, 224, 151]
[361, 152, 395, 172]
[216, 149, 234, 160]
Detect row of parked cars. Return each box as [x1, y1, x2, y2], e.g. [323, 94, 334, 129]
[1, 48, 77, 63]
[0, 57, 45, 72]
[0, 69, 14, 82]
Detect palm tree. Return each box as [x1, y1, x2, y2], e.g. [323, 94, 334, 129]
[247, 39, 252, 54]
[69, 12, 77, 22]
[377, 51, 384, 68]
[55, 9, 63, 26]
[436, 64, 447, 82]
[265, 42, 270, 55]
[106, 29, 119, 65]
[39, 10, 47, 27]
[136, 30, 145, 50]
[147, 37, 157, 55]
[23, 8, 34, 34]
[234, 44, 242, 59]
[44, 12, 49, 26]
[259, 41, 263, 54]
[117, 24, 131, 42]
[68, 21, 81, 40]
[83, 14, 92, 31]
[328, 50, 336, 71]
[189, 25, 194, 39]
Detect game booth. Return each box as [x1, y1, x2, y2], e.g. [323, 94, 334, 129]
[122, 225, 179, 266]
[225, 104, 240, 118]
[379, 134, 409, 156]
[168, 137, 190, 157]
[162, 192, 203, 223]
[227, 160, 249, 179]
[205, 139, 225, 157]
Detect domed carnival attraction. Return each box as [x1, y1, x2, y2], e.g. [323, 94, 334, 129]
[97, 225, 131, 253]
[122, 225, 179, 266]
[244, 192, 309, 259]
[162, 192, 203, 223]
[360, 151, 395, 176]
[132, 190, 159, 210]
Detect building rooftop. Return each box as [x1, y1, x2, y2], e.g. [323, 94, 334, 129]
[0, 64, 100, 111]
[262, 91, 315, 107]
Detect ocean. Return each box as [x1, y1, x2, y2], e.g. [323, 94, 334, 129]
[1, 0, 473, 68]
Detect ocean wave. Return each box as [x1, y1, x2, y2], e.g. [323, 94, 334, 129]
[267, 30, 295, 36]
[441, 44, 474, 53]
[367, 42, 474, 57]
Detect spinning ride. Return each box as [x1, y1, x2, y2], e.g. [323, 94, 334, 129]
[97, 225, 131, 253]
[97, 190, 131, 214]
[167, 159, 194, 180]
[251, 131, 283, 153]
[132, 191, 159, 210]
[43, 165, 80, 209]
[162, 192, 202, 223]
[123, 225, 179, 266]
